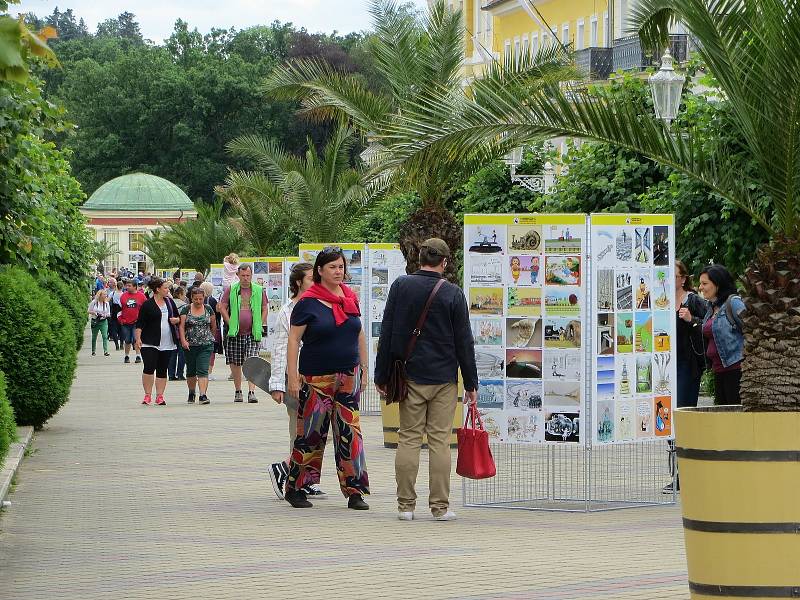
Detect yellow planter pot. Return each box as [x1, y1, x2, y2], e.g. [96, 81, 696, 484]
[380, 399, 463, 449]
[675, 407, 800, 599]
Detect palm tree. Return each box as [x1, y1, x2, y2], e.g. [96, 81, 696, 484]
[387, 0, 800, 410]
[263, 0, 573, 275]
[219, 125, 377, 243]
[143, 199, 250, 273]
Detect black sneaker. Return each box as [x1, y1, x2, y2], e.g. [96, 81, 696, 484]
[124, 355, 131, 364]
[104, 352, 110, 357]
[134, 355, 142, 364]
[285, 489, 312, 508]
[348, 494, 369, 510]
[92, 351, 96, 356]
[234, 390, 244, 403]
[247, 391, 258, 404]
[301, 483, 328, 499]
[198, 395, 210, 405]
[269, 462, 288, 499]
[188, 392, 196, 404]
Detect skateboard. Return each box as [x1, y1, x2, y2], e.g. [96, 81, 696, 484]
[242, 356, 272, 394]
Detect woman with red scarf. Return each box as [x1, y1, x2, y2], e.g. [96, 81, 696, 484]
[284, 247, 370, 510]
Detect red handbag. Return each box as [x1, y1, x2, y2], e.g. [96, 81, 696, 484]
[456, 404, 497, 480]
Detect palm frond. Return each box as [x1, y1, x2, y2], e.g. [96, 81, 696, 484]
[263, 58, 392, 132]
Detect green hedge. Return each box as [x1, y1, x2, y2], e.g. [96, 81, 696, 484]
[37, 271, 88, 350]
[0, 267, 77, 428]
[0, 371, 16, 467]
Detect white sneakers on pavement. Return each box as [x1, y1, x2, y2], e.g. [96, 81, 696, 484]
[433, 511, 457, 521]
[398, 511, 414, 521]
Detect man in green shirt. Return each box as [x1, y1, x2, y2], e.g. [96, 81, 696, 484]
[218, 264, 269, 403]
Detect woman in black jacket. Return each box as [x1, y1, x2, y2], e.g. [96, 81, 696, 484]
[135, 277, 180, 406]
[665, 260, 708, 493]
[675, 260, 708, 408]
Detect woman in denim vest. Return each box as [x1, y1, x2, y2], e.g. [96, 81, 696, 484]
[699, 265, 746, 405]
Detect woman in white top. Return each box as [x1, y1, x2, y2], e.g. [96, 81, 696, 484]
[134, 278, 179, 406]
[267, 262, 327, 499]
[88, 289, 112, 356]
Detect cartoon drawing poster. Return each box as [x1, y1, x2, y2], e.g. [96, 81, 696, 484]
[590, 215, 676, 444]
[464, 214, 586, 445]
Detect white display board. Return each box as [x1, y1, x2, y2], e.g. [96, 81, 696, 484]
[590, 214, 677, 444]
[464, 214, 587, 444]
[367, 244, 406, 376]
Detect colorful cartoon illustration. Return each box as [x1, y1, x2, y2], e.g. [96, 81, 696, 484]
[635, 312, 654, 353]
[510, 256, 521, 284]
[531, 256, 540, 284]
[616, 312, 633, 353]
[654, 396, 672, 437]
[545, 256, 581, 286]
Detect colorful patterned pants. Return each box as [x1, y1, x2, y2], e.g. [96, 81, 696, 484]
[285, 367, 370, 498]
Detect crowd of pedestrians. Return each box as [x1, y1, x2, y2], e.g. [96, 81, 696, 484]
[85, 242, 745, 516]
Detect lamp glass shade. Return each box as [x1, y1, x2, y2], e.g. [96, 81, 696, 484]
[649, 50, 686, 123]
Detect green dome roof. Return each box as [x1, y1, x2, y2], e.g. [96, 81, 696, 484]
[83, 173, 195, 212]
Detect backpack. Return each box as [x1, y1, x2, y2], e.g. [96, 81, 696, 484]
[724, 295, 744, 333]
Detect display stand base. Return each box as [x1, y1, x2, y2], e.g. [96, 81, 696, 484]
[463, 439, 677, 512]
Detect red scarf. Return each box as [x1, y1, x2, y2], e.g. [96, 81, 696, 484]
[301, 283, 360, 326]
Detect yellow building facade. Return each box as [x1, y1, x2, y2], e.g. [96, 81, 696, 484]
[440, 0, 686, 82]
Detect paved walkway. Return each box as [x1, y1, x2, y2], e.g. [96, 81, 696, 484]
[0, 333, 689, 599]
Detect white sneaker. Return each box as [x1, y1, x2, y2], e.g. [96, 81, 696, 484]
[433, 511, 457, 521]
[398, 511, 414, 521]
[208, 375, 217, 381]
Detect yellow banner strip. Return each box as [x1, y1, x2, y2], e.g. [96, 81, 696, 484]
[591, 213, 675, 226]
[368, 243, 401, 250]
[464, 213, 586, 225]
[299, 243, 366, 251]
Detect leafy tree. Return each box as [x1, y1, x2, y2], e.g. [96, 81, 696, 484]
[96, 12, 142, 42]
[221, 125, 378, 243]
[1, 1, 57, 81]
[0, 76, 93, 287]
[389, 0, 800, 410]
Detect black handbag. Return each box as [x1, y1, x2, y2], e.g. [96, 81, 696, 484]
[384, 278, 445, 404]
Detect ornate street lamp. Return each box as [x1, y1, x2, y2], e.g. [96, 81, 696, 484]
[505, 146, 556, 194]
[649, 48, 686, 126]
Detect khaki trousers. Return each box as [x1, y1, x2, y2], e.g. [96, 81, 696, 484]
[395, 381, 458, 516]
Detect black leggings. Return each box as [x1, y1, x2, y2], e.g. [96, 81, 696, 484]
[714, 369, 742, 405]
[141, 347, 172, 378]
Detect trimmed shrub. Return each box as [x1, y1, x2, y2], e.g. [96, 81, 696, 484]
[37, 271, 89, 350]
[0, 371, 16, 466]
[0, 267, 77, 429]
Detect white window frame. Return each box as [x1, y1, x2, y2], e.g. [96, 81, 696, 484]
[562, 23, 569, 46]
[604, 11, 610, 46]
[542, 30, 549, 49]
[590, 15, 599, 47]
[504, 39, 512, 60]
[531, 32, 539, 55]
[576, 19, 585, 50]
[513, 36, 521, 63]
[551, 27, 558, 47]
[522, 34, 529, 58]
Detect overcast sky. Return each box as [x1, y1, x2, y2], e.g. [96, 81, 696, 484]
[12, 0, 429, 41]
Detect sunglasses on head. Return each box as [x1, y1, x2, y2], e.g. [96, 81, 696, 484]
[321, 245, 343, 255]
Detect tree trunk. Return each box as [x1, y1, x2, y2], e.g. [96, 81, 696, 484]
[740, 237, 800, 411]
[398, 206, 462, 284]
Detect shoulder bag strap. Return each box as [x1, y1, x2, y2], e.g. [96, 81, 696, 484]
[725, 295, 744, 333]
[403, 278, 446, 362]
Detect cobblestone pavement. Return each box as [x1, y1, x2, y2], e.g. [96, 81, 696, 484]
[0, 335, 689, 599]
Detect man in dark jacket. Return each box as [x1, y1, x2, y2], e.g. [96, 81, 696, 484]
[375, 238, 478, 522]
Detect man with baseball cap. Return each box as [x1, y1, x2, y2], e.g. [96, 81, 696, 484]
[375, 238, 478, 522]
